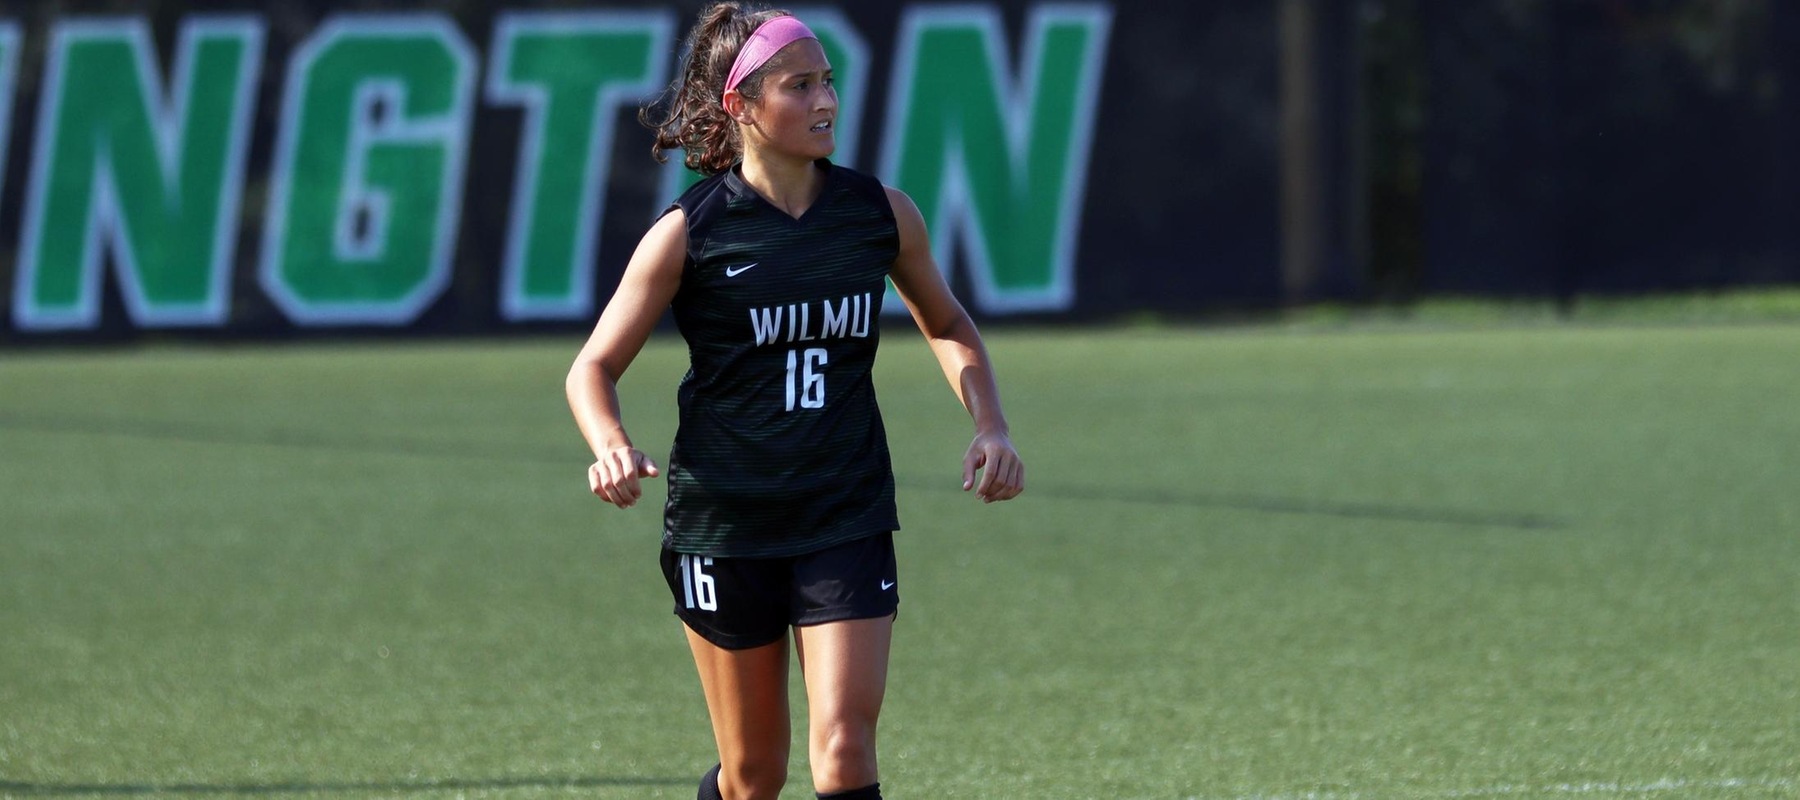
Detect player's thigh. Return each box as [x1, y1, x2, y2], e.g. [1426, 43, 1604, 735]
[793, 614, 893, 726]
[662, 548, 797, 764]
[789, 532, 898, 722]
[684, 625, 793, 761]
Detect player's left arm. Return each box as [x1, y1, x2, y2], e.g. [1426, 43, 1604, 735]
[885, 185, 1024, 503]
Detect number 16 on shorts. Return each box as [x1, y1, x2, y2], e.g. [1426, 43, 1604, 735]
[680, 554, 718, 611]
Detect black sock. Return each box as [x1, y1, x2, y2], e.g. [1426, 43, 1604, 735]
[697, 763, 723, 800]
[817, 783, 881, 800]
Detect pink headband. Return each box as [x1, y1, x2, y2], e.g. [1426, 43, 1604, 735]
[724, 16, 817, 100]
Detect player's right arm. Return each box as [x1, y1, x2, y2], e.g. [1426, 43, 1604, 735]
[565, 209, 688, 509]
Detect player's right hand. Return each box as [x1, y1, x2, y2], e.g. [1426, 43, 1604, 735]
[588, 446, 661, 508]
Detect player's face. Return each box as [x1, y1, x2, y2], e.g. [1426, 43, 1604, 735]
[743, 40, 837, 162]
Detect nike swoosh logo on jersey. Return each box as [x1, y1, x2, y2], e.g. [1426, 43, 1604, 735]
[881, 580, 896, 591]
[725, 263, 759, 277]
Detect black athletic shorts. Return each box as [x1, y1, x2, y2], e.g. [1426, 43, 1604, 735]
[659, 532, 899, 650]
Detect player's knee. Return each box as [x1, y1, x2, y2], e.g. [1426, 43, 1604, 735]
[811, 722, 878, 789]
[721, 755, 787, 800]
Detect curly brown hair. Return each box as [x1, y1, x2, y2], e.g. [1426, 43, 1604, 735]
[641, 2, 795, 176]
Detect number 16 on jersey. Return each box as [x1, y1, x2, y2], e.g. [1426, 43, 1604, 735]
[785, 348, 828, 411]
[680, 554, 718, 611]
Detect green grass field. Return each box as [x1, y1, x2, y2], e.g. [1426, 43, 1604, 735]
[3, 320, 1797, 798]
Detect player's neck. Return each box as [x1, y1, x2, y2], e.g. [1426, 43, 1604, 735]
[739, 151, 825, 219]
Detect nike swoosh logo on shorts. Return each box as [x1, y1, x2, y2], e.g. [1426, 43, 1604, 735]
[881, 580, 896, 590]
[725, 262, 758, 277]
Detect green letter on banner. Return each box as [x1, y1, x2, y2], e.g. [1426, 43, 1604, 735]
[657, 8, 868, 204]
[878, 5, 1111, 313]
[261, 15, 473, 326]
[14, 17, 264, 331]
[488, 11, 673, 321]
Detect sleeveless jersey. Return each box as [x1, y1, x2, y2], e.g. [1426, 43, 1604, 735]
[660, 160, 900, 558]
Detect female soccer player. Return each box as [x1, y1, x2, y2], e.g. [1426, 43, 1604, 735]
[565, 4, 1024, 798]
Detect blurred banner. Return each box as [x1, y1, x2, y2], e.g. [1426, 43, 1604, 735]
[0, 1, 1287, 340]
[1419, 0, 1800, 298]
[6, 1, 1798, 343]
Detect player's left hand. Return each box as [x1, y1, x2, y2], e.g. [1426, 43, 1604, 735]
[962, 430, 1024, 503]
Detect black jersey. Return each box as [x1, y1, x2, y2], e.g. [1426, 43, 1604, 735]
[661, 160, 900, 558]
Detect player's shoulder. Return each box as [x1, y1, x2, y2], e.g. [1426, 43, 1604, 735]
[822, 161, 896, 218]
[870, 181, 926, 247]
[665, 170, 737, 240]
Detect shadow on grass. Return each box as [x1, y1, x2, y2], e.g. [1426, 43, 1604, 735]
[1001, 483, 1567, 531]
[0, 412, 1565, 532]
[0, 775, 688, 795]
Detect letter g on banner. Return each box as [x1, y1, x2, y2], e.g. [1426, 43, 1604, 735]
[259, 14, 474, 326]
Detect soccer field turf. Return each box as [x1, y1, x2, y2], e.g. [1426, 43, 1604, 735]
[2, 323, 1796, 798]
